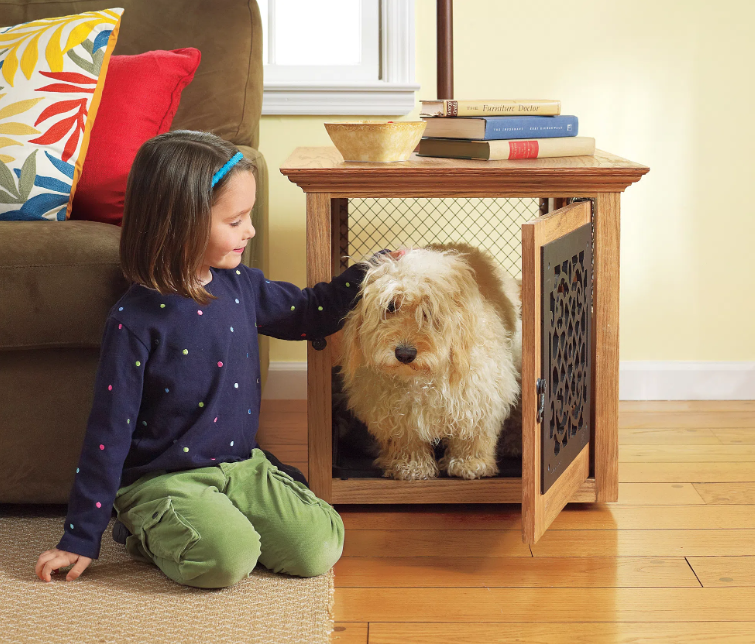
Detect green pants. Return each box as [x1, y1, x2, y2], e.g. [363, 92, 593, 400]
[113, 448, 344, 589]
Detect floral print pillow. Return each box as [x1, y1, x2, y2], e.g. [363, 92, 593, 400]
[0, 8, 122, 221]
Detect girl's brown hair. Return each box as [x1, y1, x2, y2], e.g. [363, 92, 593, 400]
[120, 130, 255, 305]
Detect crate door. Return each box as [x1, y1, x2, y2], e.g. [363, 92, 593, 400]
[521, 200, 593, 545]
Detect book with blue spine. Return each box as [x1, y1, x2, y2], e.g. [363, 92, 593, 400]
[421, 115, 579, 141]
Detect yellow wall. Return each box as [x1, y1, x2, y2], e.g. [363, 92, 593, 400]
[259, 0, 755, 364]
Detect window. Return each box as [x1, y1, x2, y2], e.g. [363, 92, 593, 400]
[259, 0, 419, 115]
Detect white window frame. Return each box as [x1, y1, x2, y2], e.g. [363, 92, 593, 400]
[261, 0, 419, 115]
[264, 0, 380, 82]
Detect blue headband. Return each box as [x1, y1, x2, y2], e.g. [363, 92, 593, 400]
[211, 151, 244, 188]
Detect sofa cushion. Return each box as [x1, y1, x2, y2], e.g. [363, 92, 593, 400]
[0, 220, 129, 350]
[0, 0, 263, 151]
[0, 8, 123, 221]
[70, 48, 201, 226]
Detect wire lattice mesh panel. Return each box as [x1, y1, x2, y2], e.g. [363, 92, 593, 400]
[342, 198, 542, 279]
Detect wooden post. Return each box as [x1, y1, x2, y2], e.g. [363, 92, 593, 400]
[331, 198, 348, 277]
[592, 193, 621, 502]
[306, 193, 333, 502]
[437, 0, 453, 99]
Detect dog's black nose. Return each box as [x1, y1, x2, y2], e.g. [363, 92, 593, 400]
[395, 346, 417, 364]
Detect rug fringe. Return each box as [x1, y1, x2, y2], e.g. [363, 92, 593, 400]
[326, 567, 336, 639]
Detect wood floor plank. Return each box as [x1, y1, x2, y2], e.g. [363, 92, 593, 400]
[620, 400, 755, 412]
[255, 419, 306, 445]
[618, 427, 722, 444]
[342, 529, 531, 558]
[615, 482, 706, 504]
[338, 504, 755, 530]
[531, 529, 755, 557]
[334, 556, 698, 587]
[256, 400, 307, 449]
[366, 622, 755, 644]
[334, 588, 755, 622]
[620, 462, 755, 483]
[619, 411, 755, 429]
[260, 399, 307, 413]
[620, 444, 755, 462]
[694, 482, 755, 504]
[343, 528, 755, 558]
[332, 622, 368, 643]
[712, 428, 755, 444]
[256, 443, 307, 462]
[687, 556, 755, 587]
[553, 504, 755, 529]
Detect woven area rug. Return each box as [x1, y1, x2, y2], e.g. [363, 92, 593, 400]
[0, 504, 335, 643]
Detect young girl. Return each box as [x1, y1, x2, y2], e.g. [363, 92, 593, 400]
[34, 130, 396, 589]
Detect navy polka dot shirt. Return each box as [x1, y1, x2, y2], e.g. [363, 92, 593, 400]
[56, 256, 386, 559]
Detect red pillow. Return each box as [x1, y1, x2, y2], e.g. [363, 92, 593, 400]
[70, 48, 201, 226]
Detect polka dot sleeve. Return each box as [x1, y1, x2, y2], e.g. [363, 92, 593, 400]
[243, 252, 390, 341]
[55, 316, 150, 560]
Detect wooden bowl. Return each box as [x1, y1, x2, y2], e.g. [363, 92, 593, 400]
[324, 120, 427, 163]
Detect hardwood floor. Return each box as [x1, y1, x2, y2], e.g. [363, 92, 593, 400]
[257, 400, 755, 643]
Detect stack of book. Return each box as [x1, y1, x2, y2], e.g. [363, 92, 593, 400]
[416, 99, 595, 161]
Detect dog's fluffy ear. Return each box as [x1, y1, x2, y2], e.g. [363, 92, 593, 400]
[447, 302, 477, 387]
[339, 255, 387, 380]
[446, 258, 482, 387]
[339, 304, 364, 382]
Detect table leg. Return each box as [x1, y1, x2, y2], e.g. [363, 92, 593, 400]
[307, 193, 333, 502]
[593, 192, 621, 502]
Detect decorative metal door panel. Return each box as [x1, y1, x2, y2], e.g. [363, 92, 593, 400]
[541, 223, 592, 494]
[521, 200, 592, 545]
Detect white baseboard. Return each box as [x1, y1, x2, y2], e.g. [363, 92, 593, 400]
[619, 361, 755, 400]
[263, 360, 755, 401]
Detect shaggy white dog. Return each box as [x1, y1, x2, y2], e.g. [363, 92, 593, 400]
[338, 243, 522, 480]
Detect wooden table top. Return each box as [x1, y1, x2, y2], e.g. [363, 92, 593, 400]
[280, 146, 650, 198]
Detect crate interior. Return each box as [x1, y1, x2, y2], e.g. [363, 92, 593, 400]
[332, 197, 542, 480]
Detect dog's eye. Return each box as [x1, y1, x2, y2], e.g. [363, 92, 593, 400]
[387, 300, 396, 314]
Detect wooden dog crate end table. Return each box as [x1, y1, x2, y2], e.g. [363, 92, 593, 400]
[281, 146, 649, 544]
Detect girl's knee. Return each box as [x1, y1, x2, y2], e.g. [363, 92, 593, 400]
[295, 542, 342, 578]
[152, 512, 261, 589]
[186, 551, 260, 588]
[182, 534, 261, 588]
[290, 507, 345, 578]
[188, 522, 262, 588]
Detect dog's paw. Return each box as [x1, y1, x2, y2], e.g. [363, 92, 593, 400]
[379, 456, 440, 480]
[444, 456, 499, 479]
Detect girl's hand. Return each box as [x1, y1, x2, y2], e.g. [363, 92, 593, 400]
[35, 548, 92, 582]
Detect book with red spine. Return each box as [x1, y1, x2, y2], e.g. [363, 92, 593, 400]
[417, 137, 595, 160]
